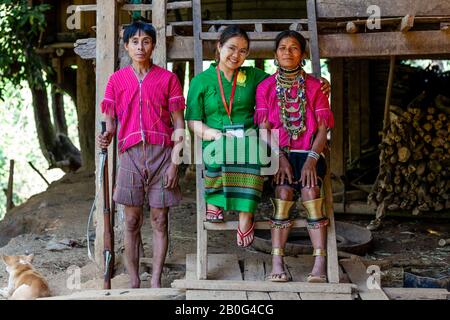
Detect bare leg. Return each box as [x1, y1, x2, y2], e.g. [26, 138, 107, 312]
[150, 207, 169, 288]
[270, 186, 294, 277]
[302, 186, 327, 277]
[237, 211, 254, 247]
[124, 206, 144, 288]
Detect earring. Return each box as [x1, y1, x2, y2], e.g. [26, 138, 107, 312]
[274, 59, 279, 67]
[301, 59, 306, 66]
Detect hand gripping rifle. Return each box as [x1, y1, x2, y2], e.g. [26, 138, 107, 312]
[101, 121, 115, 289]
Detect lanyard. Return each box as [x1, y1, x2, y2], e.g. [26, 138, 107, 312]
[217, 66, 238, 124]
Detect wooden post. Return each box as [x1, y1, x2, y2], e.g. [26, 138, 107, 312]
[307, 0, 339, 283]
[360, 60, 370, 148]
[152, 0, 167, 68]
[6, 160, 14, 212]
[192, 0, 207, 280]
[329, 58, 344, 189]
[383, 56, 396, 131]
[192, 0, 203, 75]
[348, 60, 361, 165]
[306, 0, 321, 78]
[370, 56, 396, 227]
[95, 0, 118, 267]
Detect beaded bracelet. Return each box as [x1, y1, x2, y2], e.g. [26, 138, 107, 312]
[308, 150, 320, 160]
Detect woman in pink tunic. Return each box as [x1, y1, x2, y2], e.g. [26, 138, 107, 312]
[97, 21, 185, 288]
[256, 30, 334, 283]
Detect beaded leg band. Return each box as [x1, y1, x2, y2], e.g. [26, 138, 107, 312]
[270, 198, 295, 229]
[302, 198, 329, 230]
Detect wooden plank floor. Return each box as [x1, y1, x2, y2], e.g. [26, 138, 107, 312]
[183, 254, 355, 300]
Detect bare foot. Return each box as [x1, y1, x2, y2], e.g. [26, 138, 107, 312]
[309, 256, 326, 277]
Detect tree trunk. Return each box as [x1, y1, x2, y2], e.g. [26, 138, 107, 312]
[51, 84, 68, 135]
[76, 56, 96, 171]
[28, 73, 81, 172]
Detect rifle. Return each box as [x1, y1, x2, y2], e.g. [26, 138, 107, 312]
[101, 121, 114, 289]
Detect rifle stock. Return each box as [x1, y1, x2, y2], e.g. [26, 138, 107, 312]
[101, 121, 114, 289]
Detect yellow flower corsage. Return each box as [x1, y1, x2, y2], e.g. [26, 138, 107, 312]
[236, 70, 247, 87]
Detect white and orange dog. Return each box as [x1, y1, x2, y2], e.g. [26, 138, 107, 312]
[0, 254, 51, 300]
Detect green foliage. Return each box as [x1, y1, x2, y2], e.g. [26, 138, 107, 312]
[0, 0, 51, 97]
[0, 82, 70, 220]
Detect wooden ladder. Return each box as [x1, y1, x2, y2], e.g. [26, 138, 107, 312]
[192, 0, 340, 284]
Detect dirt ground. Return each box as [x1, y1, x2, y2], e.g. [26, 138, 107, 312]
[0, 169, 449, 299]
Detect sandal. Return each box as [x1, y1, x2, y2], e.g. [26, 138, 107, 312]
[306, 248, 327, 283]
[267, 271, 291, 282]
[206, 208, 224, 223]
[306, 274, 327, 283]
[267, 248, 292, 282]
[237, 220, 255, 247]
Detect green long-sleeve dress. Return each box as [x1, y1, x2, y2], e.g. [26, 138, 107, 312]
[186, 63, 269, 213]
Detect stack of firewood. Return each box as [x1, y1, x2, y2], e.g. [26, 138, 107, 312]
[368, 93, 450, 214]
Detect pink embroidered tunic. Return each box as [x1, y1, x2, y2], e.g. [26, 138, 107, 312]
[101, 65, 185, 153]
[255, 73, 334, 150]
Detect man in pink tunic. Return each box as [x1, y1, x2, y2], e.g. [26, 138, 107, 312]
[98, 21, 185, 288]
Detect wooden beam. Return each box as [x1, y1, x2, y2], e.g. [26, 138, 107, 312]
[152, 0, 167, 68]
[319, 31, 450, 57]
[315, 0, 450, 18]
[400, 14, 415, 32]
[85, 30, 450, 62]
[172, 279, 357, 294]
[95, 0, 118, 265]
[244, 259, 270, 300]
[203, 19, 308, 25]
[340, 258, 389, 300]
[39, 288, 185, 300]
[383, 288, 450, 300]
[205, 219, 306, 231]
[200, 31, 310, 41]
[121, 2, 192, 11]
[167, 1, 192, 10]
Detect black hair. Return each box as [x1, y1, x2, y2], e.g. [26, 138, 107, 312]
[274, 30, 306, 53]
[123, 21, 156, 44]
[215, 25, 250, 61]
[218, 25, 250, 47]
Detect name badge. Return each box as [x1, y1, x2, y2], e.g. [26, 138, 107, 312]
[223, 124, 245, 138]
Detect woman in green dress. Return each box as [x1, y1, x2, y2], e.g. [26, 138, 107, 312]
[186, 26, 268, 247]
[186, 26, 330, 248]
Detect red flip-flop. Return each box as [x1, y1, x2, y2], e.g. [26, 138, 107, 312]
[237, 220, 256, 247]
[206, 208, 224, 223]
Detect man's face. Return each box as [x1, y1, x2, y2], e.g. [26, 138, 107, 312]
[125, 30, 154, 63]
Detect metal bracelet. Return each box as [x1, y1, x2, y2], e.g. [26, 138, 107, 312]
[308, 150, 320, 160]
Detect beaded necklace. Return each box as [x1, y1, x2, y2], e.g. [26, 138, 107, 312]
[275, 65, 307, 140]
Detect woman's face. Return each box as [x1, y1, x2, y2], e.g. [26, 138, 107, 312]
[125, 30, 154, 64]
[275, 37, 303, 70]
[217, 36, 249, 71]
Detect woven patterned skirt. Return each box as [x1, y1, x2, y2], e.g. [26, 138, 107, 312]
[202, 136, 265, 214]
